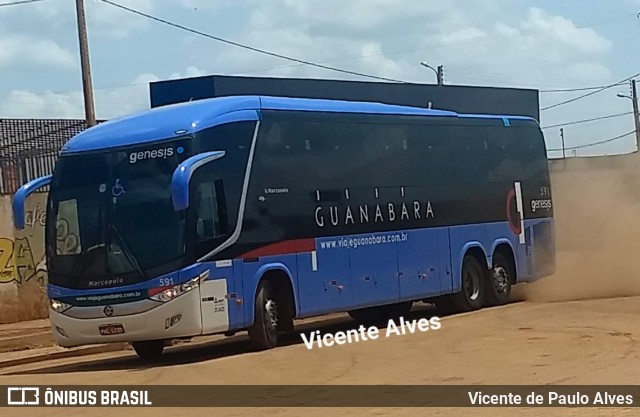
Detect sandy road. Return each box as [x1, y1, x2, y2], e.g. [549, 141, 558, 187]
[1, 294, 639, 417]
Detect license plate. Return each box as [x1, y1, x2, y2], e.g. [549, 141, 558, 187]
[99, 324, 125, 336]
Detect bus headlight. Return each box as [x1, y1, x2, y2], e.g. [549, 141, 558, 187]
[149, 270, 209, 303]
[50, 299, 72, 313]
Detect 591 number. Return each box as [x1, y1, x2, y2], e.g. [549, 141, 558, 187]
[159, 277, 175, 287]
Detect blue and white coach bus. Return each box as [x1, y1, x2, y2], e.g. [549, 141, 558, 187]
[13, 96, 555, 359]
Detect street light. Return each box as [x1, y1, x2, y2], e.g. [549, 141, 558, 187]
[617, 93, 633, 100]
[420, 61, 444, 85]
[420, 61, 437, 75]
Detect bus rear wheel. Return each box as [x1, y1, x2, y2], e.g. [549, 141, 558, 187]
[131, 340, 165, 360]
[485, 252, 513, 306]
[437, 255, 485, 314]
[248, 280, 279, 350]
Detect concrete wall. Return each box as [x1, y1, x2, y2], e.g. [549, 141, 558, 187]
[0, 193, 48, 295]
[150, 75, 541, 121]
[549, 151, 640, 173]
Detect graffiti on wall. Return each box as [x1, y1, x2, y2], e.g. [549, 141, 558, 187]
[56, 218, 80, 254]
[0, 238, 15, 284]
[24, 202, 46, 237]
[0, 194, 86, 290]
[0, 238, 47, 286]
[0, 194, 49, 288]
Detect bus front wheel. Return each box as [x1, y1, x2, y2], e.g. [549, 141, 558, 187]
[131, 340, 165, 360]
[248, 281, 279, 350]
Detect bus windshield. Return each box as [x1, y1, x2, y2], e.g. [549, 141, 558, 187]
[47, 140, 191, 288]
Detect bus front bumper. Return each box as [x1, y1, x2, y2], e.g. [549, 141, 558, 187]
[49, 289, 203, 347]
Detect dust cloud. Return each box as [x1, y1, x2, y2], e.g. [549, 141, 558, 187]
[517, 158, 640, 302]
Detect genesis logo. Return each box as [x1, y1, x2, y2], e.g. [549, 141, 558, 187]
[103, 305, 114, 317]
[129, 146, 184, 164]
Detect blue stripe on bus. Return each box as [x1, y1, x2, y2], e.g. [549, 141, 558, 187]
[236, 218, 553, 328]
[48, 217, 553, 332]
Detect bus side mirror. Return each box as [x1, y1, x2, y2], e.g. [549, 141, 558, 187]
[171, 151, 226, 211]
[13, 175, 52, 230]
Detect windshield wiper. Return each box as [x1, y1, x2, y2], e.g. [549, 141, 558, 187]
[108, 223, 146, 279]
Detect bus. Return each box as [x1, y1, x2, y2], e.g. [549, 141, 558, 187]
[12, 95, 555, 359]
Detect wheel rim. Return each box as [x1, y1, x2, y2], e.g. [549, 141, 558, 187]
[465, 269, 481, 301]
[493, 265, 510, 295]
[264, 298, 278, 331]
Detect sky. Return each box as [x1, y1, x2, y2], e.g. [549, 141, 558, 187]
[0, 0, 639, 158]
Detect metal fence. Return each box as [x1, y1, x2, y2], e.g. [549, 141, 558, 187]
[0, 119, 97, 195]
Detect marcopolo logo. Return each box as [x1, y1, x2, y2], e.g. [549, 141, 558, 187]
[128, 146, 184, 164]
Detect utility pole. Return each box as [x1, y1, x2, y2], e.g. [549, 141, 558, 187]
[75, 0, 96, 127]
[436, 65, 444, 86]
[560, 128, 566, 159]
[632, 79, 639, 151]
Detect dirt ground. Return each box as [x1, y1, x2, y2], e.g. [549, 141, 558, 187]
[2, 164, 640, 416]
[0, 323, 54, 353]
[0, 281, 49, 325]
[1, 296, 639, 416]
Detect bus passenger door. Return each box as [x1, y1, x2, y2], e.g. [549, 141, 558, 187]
[350, 232, 401, 308]
[397, 228, 445, 300]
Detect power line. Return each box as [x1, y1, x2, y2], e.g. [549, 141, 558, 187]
[216, 12, 637, 77]
[541, 73, 640, 111]
[541, 111, 633, 130]
[443, 73, 629, 92]
[540, 82, 629, 93]
[0, 0, 48, 7]
[1, 79, 629, 103]
[7, 76, 638, 99]
[548, 130, 636, 152]
[98, 0, 407, 84]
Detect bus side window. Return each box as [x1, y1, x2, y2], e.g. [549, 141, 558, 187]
[449, 124, 491, 184]
[193, 177, 229, 258]
[307, 120, 368, 189]
[486, 126, 521, 182]
[362, 123, 408, 188]
[406, 123, 452, 186]
[515, 126, 548, 181]
[258, 120, 318, 190]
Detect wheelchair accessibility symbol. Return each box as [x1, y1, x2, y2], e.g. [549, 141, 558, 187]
[112, 179, 126, 197]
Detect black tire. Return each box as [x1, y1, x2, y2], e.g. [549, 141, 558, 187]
[437, 255, 485, 314]
[131, 340, 165, 360]
[248, 281, 279, 350]
[348, 302, 413, 326]
[485, 252, 513, 306]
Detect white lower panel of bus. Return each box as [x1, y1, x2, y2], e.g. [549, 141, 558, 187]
[50, 289, 204, 347]
[200, 279, 230, 334]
